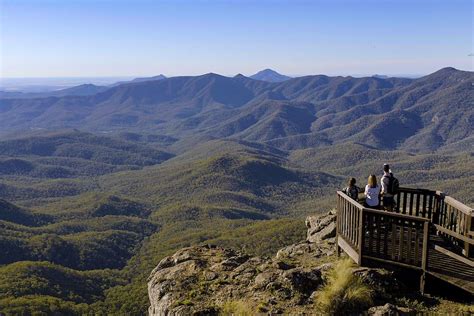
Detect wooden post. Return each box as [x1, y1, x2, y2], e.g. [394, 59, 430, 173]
[396, 192, 401, 213]
[464, 215, 472, 257]
[399, 223, 404, 262]
[438, 193, 442, 224]
[415, 193, 421, 217]
[420, 272, 426, 295]
[402, 192, 408, 214]
[420, 221, 429, 294]
[336, 194, 341, 257]
[358, 208, 365, 265]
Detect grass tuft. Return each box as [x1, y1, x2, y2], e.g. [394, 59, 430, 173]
[316, 259, 373, 315]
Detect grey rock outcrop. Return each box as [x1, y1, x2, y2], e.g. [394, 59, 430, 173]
[147, 211, 409, 315]
[306, 209, 336, 243]
[147, 245, 326, 315]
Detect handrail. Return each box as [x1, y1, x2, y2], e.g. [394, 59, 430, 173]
[434, 224, 474, 246]
[363, 207, 431, 222]
[398, 187, 437, 194]
[444, 196, 474, 216]
[336, 191, 365, 210]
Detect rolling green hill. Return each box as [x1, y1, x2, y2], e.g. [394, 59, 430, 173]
[0, 130, 173, 199]
[0, 133, 471, 314]
[0, 137, 342, 314]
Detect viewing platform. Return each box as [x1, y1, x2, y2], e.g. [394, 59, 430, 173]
[336, 187, 474, 295]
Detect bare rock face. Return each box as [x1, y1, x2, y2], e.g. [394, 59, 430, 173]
[305, 209, 336, 243]
[147, 211, 408, 315]
[147, 245, 325, 315]
[274, 211, 337, 260]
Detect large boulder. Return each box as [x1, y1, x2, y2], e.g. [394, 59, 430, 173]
[305, 209, 337, 243]
[353, 267, 406, 302]
[275, 211, 337, 260]
[147, 245, 326, 315]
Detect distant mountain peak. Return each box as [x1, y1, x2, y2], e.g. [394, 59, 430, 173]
[440, 66, 457, 71]
[110, 74, 166, 87]
[202, 72, 220, 77]
[250, 69, 291, 82]
[198, 72, 228, 81]
[131, 74, 166, 82]
[418, 67, 467, 82]
[432, 67, 459, 74]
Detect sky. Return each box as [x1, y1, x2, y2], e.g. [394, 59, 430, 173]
[0, 0, 472, 78]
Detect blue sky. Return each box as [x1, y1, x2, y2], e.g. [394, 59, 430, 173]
[0, 0, 472, 78]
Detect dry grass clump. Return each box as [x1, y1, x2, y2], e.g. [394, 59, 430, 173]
[316, 259, 373, 315]
[220, 300, 254, 316]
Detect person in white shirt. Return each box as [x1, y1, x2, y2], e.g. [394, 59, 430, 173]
[364, 174, 381, 208]
[381, 163, 395, 211]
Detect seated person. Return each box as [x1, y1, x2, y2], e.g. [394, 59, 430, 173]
[342, 177, 360, 201]
[364, 174, 381, 209]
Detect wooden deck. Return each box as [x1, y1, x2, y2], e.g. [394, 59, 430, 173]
[336, 188, 474, 295]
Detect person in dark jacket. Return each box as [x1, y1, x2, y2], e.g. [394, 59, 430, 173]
[381, 163, 396, 211]
[343, 177, 360, 201]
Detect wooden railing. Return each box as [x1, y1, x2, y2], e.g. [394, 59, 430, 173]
[394, 188, 473, 257]
[436, 196, 473, 256]
[336, 191, 431, 269]
[337, 192, 364, 264]
[337, 189, 474, 293]
[393, 187, 438, 220]
[362, 208, 429, 269]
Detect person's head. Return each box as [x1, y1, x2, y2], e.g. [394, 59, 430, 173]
[383, 164, 390, 173]
[368, 174, 377, 188]
[348, 177, 356, 187]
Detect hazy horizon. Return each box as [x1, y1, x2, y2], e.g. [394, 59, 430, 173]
[0, 66, 466, 92]
[1, 0, 472, 78]
[0, 68, 450, 79]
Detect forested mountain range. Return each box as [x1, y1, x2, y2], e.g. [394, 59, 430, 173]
[0, 67, 472, 314]
[0, 67, 471, 153]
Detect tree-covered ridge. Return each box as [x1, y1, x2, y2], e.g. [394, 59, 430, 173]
[0, 137, 336, 314]
[1, 68, 472, 153]
[0, 130, 173, 179]
[0, 261, 124, 315]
